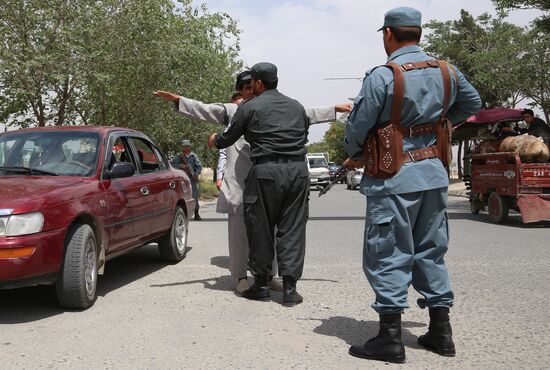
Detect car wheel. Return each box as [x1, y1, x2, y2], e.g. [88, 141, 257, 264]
[346, 180, 351, 190]
[158, 206, 188, 262]
[488, 192, 509, 224]
[56, 224, 98, 309]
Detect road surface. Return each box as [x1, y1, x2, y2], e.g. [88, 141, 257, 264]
[1, 185, 549, 369]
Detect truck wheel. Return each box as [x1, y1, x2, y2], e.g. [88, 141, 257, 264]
[158, 206, 188, 262]
[488, 192, 509, 224]
[56, 224, 98, 309]
[470, 201, 480, 215]
[470, 193, 481, 215]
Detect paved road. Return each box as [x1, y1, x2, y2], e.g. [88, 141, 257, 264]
[1, 185, 549, 369]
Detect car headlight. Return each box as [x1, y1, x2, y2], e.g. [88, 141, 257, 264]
[0, 212, 44, 237]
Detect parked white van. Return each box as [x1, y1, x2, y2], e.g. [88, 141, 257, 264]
[306, 153, 330, 187]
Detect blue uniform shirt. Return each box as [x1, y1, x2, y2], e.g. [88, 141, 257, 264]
[345, 45, 481, 196]
[171, 152, 202, 182]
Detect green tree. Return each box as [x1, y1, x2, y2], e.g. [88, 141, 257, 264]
[307, 141, 329, 154]
[520, 30, 550, 121]
[424, 10, 527, 108]
[323, 121, 347, 164]
[493, 0, 550, 32]
[0, 0, 241, 169]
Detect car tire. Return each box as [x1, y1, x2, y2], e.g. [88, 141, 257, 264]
[488, 192, 509, 224]
[158, 206, 188, 262]
[346, 181, 351, 190]
[56, 224, 98, 309]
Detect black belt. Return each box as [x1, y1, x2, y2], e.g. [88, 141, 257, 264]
[252, 155, 305, 165]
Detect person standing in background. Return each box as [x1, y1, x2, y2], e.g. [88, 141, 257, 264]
[171, 140, 202, 221]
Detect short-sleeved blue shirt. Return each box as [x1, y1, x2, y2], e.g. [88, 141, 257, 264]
[345, 45, 481, 196]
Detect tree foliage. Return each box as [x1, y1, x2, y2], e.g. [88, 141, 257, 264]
[0, 0, 242, 168]
[306, 141, 329, 154]
[324, 121, 347, 164]
[424, 9, 550, 122]
[520, 30, 550, 121]
[424, 10, 526, 108]
[306, 121, 347, 164]
[493, 0, 550, 32]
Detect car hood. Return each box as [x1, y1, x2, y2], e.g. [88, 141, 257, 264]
[0, 176, 84, 213]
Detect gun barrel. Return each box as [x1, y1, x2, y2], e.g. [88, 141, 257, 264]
[318, 166, 349, 197]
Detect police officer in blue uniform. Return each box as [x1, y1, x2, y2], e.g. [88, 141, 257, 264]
[344, 7, 481, 363]
[171, 139, 203, 220]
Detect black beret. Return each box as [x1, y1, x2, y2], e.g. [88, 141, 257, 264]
[250, 62, 278, 83]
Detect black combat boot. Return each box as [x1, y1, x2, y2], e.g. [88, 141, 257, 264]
[282, 276, 303, 307]
[242, 275, 269, 301]
[194, 209, 202, 221]
[349, 313, 406, 363]
[418, 307, 455, 357]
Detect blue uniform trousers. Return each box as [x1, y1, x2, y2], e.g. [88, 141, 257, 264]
[363, 187, 454, 313]
[190, 180, 199, 211]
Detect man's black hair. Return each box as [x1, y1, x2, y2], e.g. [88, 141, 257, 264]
[386, 26, 422, 43]
[263, 79, 278, 90]
[235, 70, 251, 90]
[523, 109, 534, 116]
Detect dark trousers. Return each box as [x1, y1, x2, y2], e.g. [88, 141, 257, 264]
[243, 161, 309, 280]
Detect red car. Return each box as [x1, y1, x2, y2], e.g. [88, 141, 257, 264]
[0, 126, 195, 309]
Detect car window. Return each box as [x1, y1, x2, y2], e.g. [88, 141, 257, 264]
[152, 146, 168, 171]
[107, 137, 135, 171]
[129, 137, 162, 173]
[308, 157, 328, 168]
[0, 131, 99, 176]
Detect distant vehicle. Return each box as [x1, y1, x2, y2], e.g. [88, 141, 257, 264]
[346, 168, 364, 190]
[307, 153, 330, 187]
[0, 126, 195, 309]
[328, 163, 346, 184]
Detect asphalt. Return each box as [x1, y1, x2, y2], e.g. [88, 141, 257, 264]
[1, 185, 549, 369]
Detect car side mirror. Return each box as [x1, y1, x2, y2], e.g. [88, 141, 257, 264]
[107, 162, 135, 179]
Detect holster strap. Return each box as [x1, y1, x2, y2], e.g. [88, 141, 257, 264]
[403, 146, 439, 163]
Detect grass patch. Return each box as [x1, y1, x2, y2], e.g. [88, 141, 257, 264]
[199, 179, 219, 200]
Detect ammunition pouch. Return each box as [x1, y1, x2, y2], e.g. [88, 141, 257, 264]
[364, 123, 403, 179]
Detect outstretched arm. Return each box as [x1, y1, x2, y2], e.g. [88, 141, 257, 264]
[306, 103, 353, 125]
[154, 90, 232, 126]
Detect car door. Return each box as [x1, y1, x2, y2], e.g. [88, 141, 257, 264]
[101, 134, 151, 252]
[127, 136, 175, 240]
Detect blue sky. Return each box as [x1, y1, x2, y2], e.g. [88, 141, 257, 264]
[187, 0, 543, 142]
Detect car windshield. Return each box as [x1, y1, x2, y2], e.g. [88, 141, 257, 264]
[0, 131, 100, 177]
[309, 157, 328, 168]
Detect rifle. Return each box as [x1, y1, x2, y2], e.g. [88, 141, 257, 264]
[318, 166, 348, 197]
